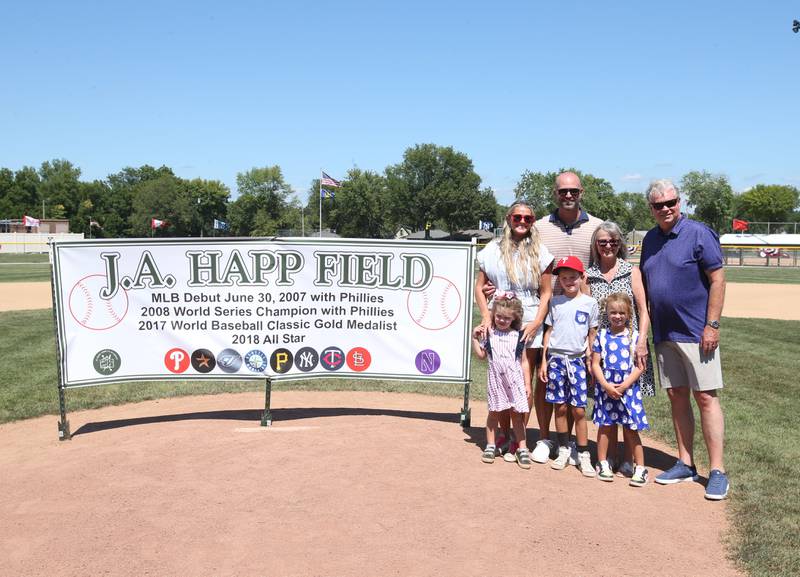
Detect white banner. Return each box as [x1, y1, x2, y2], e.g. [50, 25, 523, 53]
[51, 238, 475, 387]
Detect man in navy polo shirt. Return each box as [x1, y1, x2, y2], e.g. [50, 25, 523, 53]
[640, 179, 729, 500]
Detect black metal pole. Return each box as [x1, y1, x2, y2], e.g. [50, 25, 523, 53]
[49, 241, 70, 440]
[260, 377, 273, 426]
[460, 379, 471, 429]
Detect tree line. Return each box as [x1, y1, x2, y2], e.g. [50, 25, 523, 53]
[1, 145, 797, 239]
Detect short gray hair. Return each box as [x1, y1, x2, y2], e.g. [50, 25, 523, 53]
[646, 179, 679, 202]
[589, 221, 628, 266]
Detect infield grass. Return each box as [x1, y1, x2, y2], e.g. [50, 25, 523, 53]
[0, 309, 797, 577]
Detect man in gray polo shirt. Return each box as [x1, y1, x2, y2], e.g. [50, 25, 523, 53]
[640, 179, 729, 500]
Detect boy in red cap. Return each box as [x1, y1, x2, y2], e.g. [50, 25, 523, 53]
[539, 256, 600, 477]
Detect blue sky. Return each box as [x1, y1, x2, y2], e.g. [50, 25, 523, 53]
[2, 1, 799, 205]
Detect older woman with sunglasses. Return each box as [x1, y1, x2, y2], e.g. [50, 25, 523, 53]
[475, 201, 554, 462]
[584, 221, 656, 474]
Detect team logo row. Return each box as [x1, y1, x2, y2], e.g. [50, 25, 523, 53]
[164, 346, 372, 374]
[92, 347, 442, 376]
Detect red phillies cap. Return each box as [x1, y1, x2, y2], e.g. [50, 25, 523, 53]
[553, 255, 585, 275]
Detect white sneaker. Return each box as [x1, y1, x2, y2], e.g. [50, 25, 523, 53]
[578, 451, 596, 477]
[598, 460, 614, 482]
[531, 440, 553, 464]
[567, 442, 579, 466]
[551, 446, 571, 470]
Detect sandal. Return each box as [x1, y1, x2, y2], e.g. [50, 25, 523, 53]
[516, 448, 532, 470]
[482, 447, 496, 464]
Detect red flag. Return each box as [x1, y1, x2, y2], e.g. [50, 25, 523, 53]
[732, 219, 749, 231]
[151, 218, 167, 229]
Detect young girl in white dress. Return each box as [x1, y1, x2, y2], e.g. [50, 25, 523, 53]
[472, 293, 532, 469]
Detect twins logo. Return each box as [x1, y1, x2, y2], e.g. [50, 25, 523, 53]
[320, 346, 345, 371]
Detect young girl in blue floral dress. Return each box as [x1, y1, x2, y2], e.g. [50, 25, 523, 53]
[472, 293, 532, 469]
[590, 293, 650, 486]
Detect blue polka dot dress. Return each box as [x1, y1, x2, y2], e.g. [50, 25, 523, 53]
[591, 329, 649, 430]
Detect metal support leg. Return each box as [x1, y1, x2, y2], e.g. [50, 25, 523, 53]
[460, 379, 471, 429]
[58, 385, 71, 441]
[260, 377, 273, 427]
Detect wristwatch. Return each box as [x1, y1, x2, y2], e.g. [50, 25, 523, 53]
[706, 320, 720, 329]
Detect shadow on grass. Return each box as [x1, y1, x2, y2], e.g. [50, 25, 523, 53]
[461, 425, 682, 473]
[72, 406, 462, 437]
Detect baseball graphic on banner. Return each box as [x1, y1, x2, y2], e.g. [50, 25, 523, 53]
[406, 275, 461, 330]
[68, 274, 129, 331]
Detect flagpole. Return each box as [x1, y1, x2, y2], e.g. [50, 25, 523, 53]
[319, 169, 323, 238]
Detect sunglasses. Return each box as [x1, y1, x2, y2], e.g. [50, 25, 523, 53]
[596, 239, 620, 247]
[557, 188, 581, 198]
[510, 214, 534, 223]
[650, 198, 679, 210]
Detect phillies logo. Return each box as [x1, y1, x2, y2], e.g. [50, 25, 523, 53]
[164, 348, 190, 373]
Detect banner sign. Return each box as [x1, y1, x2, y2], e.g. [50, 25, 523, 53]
[51, 238, 475, 388]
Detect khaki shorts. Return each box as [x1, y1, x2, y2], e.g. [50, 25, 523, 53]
[655, 341, 724, 392]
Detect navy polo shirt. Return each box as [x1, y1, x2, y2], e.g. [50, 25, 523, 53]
[640, 217, 723, 344]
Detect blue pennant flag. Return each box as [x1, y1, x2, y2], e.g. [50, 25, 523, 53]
[213, 219, 229, 230]
[479, 220, 494, 231]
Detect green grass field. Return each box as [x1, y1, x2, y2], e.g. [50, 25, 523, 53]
[723, 266, 800, 285]
[0, 308, 797, 577]
[0, 253, 51, 282]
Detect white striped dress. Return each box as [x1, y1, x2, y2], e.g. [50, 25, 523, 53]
[485, 328, 529, 414]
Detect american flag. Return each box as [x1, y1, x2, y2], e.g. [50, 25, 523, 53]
[321, 171, 340, 187]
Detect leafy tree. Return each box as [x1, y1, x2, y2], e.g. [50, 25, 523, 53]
[38, 159, 82, 224]
[0, 166, 41, 219]
[185, 179, 231, 237]
[228, 166, 293, 236]
[385, 143, 495, 233]
[328, 169, 389, 238]
[680, 171, 734, 233]
[618, 192, 654, 232]
[513, 170, 558, 218]
[105, 166, 176, 237]
[736, 184, 799, 224]
[128, 174, 190, 236]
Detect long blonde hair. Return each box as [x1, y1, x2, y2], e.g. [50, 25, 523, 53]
[499, 201, 542, 288]
[604, 293, 636, 360]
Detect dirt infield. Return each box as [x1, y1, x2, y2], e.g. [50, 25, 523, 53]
[0, 391, 742, 577]
[2, 281, 796, 320]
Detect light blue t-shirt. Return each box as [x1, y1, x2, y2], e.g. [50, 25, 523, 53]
[545, 293, 600, 355]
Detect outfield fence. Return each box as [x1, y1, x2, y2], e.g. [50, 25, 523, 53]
[0, 233, 84, 254]
[723, 245, 800, 267]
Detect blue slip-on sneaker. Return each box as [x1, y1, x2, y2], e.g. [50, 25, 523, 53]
[705, 469, 730, 500]
[655, 459, 699, 485]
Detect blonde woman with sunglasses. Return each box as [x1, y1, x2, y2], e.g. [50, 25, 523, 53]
[475, 201, 554, 460]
